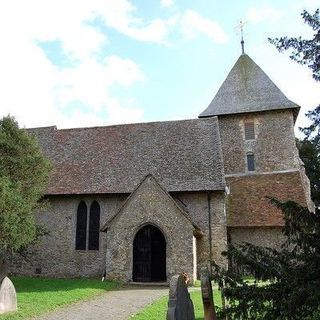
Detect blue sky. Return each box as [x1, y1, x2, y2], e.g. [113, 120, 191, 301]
[0, 0, 319, 135]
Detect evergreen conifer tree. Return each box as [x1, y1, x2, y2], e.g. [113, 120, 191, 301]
[0, 116, 51, 274]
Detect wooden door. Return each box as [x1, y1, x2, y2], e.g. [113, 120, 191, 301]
[133, 226, 151, 282]
[133, 225, 166, 282]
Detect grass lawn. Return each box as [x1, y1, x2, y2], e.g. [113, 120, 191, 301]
[0, 277, 119, 320]
[131, 287, 222, 320]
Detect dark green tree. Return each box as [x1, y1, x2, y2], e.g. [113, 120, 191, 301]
[296, 139, 320, 204]
[269, 9, 319, 82]
[213, 200, 320, 320]
[0, 116, 51, 275]
[211, 9, 320, 319]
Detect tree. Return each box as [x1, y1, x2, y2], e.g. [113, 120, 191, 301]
[296, 139, 320, 204]
[269, 9, 320, 82]
[211, 9, 320, 319]
[0, 116, 51, 273]
[213, 201, 320, 320]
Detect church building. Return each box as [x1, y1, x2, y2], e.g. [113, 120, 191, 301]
[11, 53, 311, 283]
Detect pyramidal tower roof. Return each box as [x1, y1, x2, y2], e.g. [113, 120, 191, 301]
[199, 54, 300, 118]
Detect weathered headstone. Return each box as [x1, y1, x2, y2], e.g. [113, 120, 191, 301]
[201, 270, 217, 320]
[166, 274, 195, 320]
[0, 277, 17, 314]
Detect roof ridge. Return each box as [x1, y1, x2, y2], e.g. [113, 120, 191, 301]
[28, 117, 216, 132]
[26, 125, 57, 130]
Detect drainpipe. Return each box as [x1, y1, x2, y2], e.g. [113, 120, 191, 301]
[207, 191, 213, 272]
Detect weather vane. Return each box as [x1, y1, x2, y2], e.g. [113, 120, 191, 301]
[235, 20, 248, 55]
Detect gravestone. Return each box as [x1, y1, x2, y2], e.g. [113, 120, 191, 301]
[166, 274, 195, 320]
[0, 277, 17, 314]
[201, 270, 217, 320]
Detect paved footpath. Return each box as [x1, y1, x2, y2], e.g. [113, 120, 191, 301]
[32, 286, 168, 320]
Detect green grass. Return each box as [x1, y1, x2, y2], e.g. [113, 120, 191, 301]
[0, 277, 119, 320]
[131, 287, 222, 320]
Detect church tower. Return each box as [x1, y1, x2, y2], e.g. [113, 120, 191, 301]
[199, 53, 312, 250]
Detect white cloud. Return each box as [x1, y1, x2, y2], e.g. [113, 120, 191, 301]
[0, 0, 148, 129]
[93, 0, 175, 45]
[246, 5, 282, 24]
[96, 3, 226, 45]
[161, 0, 174, 8]
[180, 10, 228, 43]
[56, 56, 145, 113]
[2, 0, 107, 60]
[293, 0, 319, 12]
[0, 0, 229, 129]
[114, 18, 174, 44]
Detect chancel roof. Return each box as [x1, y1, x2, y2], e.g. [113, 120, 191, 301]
[29, 118, 225, 195]
[199, 54, 300, 118]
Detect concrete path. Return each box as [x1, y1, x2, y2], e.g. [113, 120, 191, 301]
[32, 286, 168, 320]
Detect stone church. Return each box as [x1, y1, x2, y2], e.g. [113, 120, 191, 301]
[11, 53, 311, 283]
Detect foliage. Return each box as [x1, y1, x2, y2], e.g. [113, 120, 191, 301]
[212, 200, 320, 320]
[0, 277, 118, 320]
[0, 116, 51, 257]
[296, 139, 320, 204]
[268, 9, 320, 82]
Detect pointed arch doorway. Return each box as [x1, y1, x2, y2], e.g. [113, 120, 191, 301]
[133, 225, 166, 282]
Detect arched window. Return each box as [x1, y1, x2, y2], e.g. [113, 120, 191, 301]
[76, 201, 87, 250]
[247, 153, 255, 171]
[89, 201, 100, 250]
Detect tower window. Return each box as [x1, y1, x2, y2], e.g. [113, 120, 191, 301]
[244, 122, 255, 140]
[247, 153, 255, 171]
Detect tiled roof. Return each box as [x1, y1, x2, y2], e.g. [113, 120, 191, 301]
[226, 171, 308, 227]
[29, 118, 225, 195]
[199, 54, 299, 118]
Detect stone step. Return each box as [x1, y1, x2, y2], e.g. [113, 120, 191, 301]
[129, 281, 169, 287]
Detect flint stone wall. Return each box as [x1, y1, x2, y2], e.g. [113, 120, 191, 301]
[173, 192, 227, 269]
[10, 195, 126, 278]
[105, 176, 197, 282]
[218, 110, 300, 175]
[10, 190, 227, 280]
[228, 227, 286, 249]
